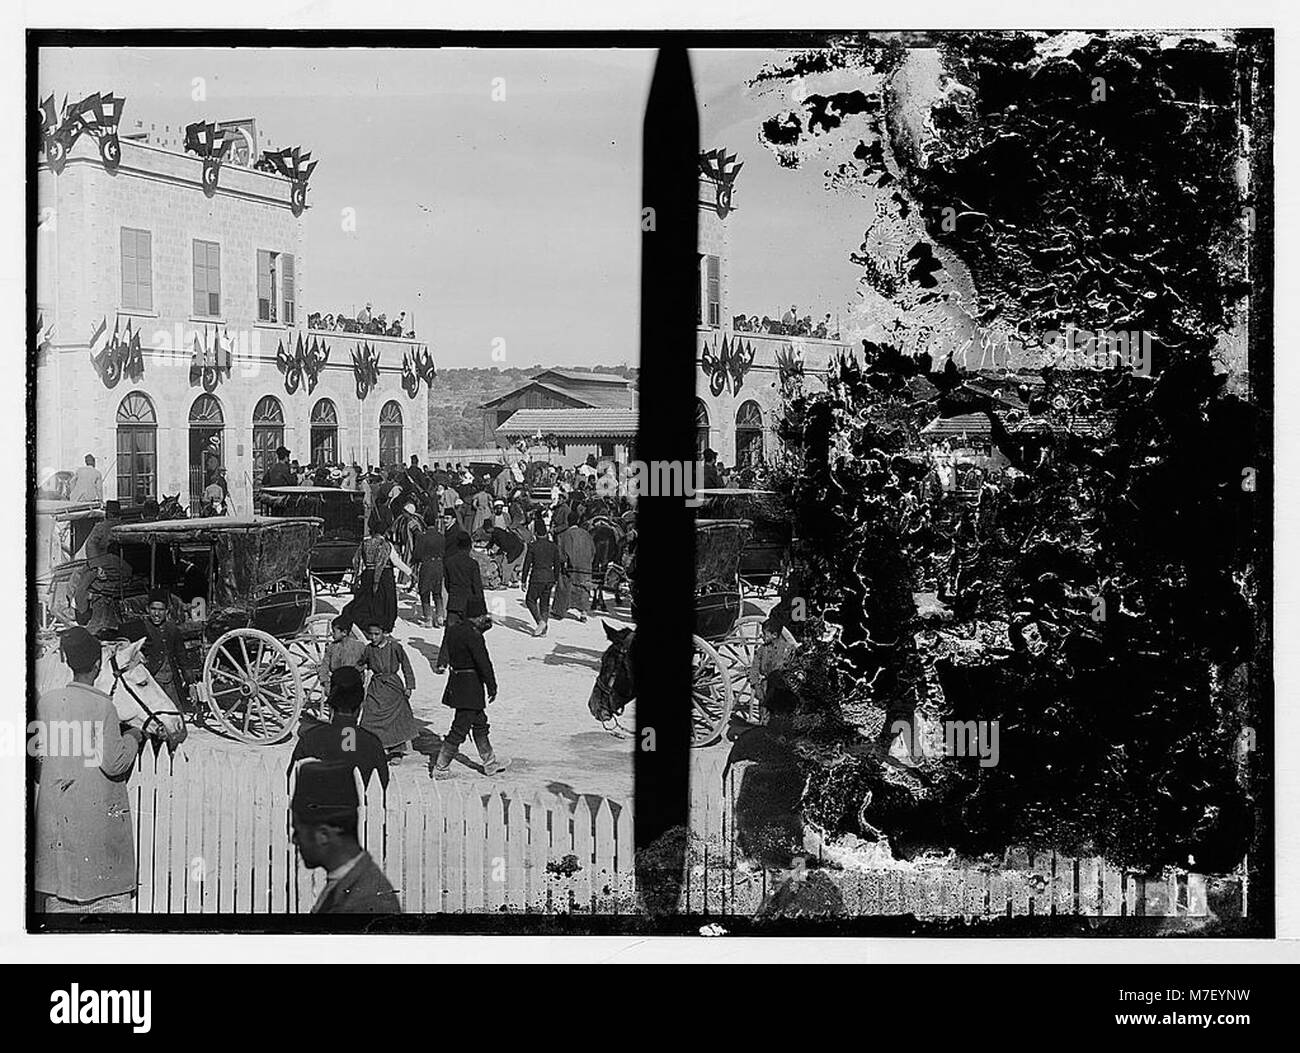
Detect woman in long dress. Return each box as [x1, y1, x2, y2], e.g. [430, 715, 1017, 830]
[359, 623, 420, 762]
[347, 519, 412, 634]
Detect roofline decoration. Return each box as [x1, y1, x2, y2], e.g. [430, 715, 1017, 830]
[88, 316, 144, 389]
[191, 324, 235, 393]
[276, 333, 331, 396]
[350, 342, 381, 400]
[400, 346, 437, 399]
[700, 332, 756, 397]
[699, 147, 743, 218]
[184, 121, 234, 197]
[39, 92, 125, 175]
[254, 146, 317, 216]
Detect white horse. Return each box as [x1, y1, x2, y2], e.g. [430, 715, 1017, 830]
[34, 637, 188, 745]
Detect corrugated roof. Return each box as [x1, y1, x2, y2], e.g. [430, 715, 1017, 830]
[537, 368, 630, 385]
[921, 412, 994, 438]
[496, 408, 639, 440]
[480, 376, 633, 410]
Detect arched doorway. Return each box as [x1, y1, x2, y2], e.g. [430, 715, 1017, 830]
[735, 399, 765, 471]
[378, 400, 403, 467]
[310, 398, 339, 467]
[115, 391, 157, 505]
[252, 395, 285, 483]
[189, 394, 224, 510]
[695, 398, 711, 458]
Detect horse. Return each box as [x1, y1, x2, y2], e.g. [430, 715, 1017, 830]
[589, 622, 635, 736]
[158, 493, 188, 520]
[35, 636, 188, 746]
[588, 516, 627, 612]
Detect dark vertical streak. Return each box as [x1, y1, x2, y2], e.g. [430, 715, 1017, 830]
[633, 48, 697, 916]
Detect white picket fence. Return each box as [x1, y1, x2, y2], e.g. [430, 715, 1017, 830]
[128, 743, 635, 914]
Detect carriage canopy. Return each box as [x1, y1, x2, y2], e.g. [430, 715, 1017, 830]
[109, 515, 321, 606]
[695, 519, 750, 594]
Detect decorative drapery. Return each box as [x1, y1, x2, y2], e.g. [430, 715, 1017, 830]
[184, 121, 234, 197]
[40, 92, 125, 174]
[275, 333, 331, 395]
[699, 147, 743, 218]
[190, 325, 234, 393]
[254, 146, 317, 216]
[400, 345, 437, 398]
[89, 316, 144, 389]
[351, 341, 381, 400]
[700, 333, 755, 397]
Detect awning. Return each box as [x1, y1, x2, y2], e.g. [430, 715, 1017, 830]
[495, 408, 639, 441]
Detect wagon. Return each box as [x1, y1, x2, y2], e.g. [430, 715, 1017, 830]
[79, 516, 337, 744]
[691, 518, 773, 748]
[257, 486, 366, 595]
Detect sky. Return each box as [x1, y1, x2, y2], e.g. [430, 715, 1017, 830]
[39, 47, 867, 367]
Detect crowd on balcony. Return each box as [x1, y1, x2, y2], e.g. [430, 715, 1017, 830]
[308, 303, 416, 338]
[732, 305, 840, 340]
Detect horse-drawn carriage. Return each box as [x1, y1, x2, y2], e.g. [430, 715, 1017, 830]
[694, 488, 791, 593]
[42, 516, 337, 744]
[589, 516, 774, 748]
[257, 486, 367, 595]
[35, 499, 103, 631]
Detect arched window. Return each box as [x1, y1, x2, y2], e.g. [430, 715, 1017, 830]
[378, 400, 403, 466]
[115, 391, 157, 504]
[735, 399, 765, 470]
[252, 395, 285, 483]
[310, 398, 339, 467]
[188, 394, 225, 509]
[695, 398, 711, 459]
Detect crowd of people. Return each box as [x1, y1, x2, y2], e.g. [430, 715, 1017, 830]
[307, 302, 415, 338]
[732, 305, 840, 340]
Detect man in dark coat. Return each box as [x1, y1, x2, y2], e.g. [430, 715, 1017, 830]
[412, 520, 446, 628]
[443, 532, 487, 619]
[290, 760, 401, 914]
[289, 667, 389, 791]
[520, 514, 562, 637]
[432, 614, 506, 777]
[488, 524, 526, 587]
[141, 589, 189, 711]
[262, 446, 295, 488]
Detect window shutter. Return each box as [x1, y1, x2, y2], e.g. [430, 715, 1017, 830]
[282, 254, 295, 325]
[192, 241, 206, 316]
[137, 230, 152, 310]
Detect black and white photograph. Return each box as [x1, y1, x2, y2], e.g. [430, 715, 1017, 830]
[8, 3, 1293, 990]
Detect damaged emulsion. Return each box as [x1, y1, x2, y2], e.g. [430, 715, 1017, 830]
[743, 32, 1262, 878]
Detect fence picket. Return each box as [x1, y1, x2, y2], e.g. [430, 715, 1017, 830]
[443, 782, 465, 913]
[134, 745, 159, 913]
[528, 791, 550, 913]
[593, 799, 616, 914]
[398, 778, 425, 913]
[503, 786, 526, 912]
[232, 754, 258, 914]
[200, 752, 222, 913]
[572, 797, 595, 913]
[1078, 858, 1101, 917]
[166, 748, 190, 914]
[464, 785, 487, 911]
[485, 789, 507, 912]
[1054, 854, 1077, 916]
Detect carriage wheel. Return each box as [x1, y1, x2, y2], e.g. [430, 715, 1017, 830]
[203, 628, 304, 744]
[691, 634, 734, 749]
[713, 615, 768, 720]
[285, 613, 337, 722]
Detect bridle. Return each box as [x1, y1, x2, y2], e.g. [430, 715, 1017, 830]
[594, 631, 636, 714]
[107, 647, 185, 739]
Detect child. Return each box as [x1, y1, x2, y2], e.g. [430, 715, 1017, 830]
[432, 614, 508, 777]
[358, 622, 419, 765]
[318, 616, 365, 697]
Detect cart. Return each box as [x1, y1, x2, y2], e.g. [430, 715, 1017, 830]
[73, 516, 337, 744]
[691, 519, 773, 748]
[257, 486, 366, 596]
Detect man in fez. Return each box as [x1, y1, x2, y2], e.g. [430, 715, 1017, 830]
[290, 760, 400, 914]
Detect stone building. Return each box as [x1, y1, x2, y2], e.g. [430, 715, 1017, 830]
[693, 151, 854, 473]
[36, 100, 428, 515]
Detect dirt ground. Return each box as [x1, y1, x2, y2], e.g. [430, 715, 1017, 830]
[187, 585, 638, 806]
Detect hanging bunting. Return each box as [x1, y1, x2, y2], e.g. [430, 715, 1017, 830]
[351, 341, 381, 400]
[89, 316, 144, 389]
[698, 147, 744, 218]
[276, 333, 331, 395]
[184, 121, 234, 197]
[190, 324, 233, 393]
[40, 92, 125, 174]
[400, 345, 437, 398]
[255, 146, 318, 217]
[700, 333, 756, 397]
